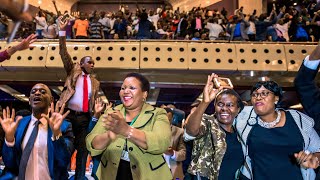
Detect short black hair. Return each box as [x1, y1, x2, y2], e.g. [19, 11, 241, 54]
[125, 73, 150, 93]
[251, 81, 283, 101]
[80, 56, 92, 64]
[215, 89, 244, 113]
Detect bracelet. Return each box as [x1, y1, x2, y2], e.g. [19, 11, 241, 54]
[126, 127, 134, 139]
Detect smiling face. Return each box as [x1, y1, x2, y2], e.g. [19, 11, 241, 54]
[29, 83, 53, 114]
[80, 56, 95, 74]
[119, 77, 147, 110]
[251, 86, 279, 116]
[214, 94, 240, 127]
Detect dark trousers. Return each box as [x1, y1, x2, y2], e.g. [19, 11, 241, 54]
[66, 110, 90, 180]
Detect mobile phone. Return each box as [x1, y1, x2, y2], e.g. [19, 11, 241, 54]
[213, 77, 233, 88]
[61, 14, 70, 22]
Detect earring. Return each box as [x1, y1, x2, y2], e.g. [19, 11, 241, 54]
[275, 101, 278, 104]
[142, 98, 146, 102]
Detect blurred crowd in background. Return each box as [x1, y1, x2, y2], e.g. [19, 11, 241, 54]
[1, 0, 320, 42]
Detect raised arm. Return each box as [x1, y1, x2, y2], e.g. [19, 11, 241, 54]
[57, 17, 74, 74]
[0, 34, 37, 62]
[185, 73, 222, 136]
[294, 44, 320, 133]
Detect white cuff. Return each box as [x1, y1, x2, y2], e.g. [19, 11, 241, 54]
[92, 117, 98, 122]
[170, 150, 177, 160]
[5, 138, 15, 147]
[183, 129, 196, 141]
[59, 31, 66, 36]
[303, 55, 320, 70]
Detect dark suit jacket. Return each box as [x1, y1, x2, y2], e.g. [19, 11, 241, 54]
[177, 18, 188, 38]
[58, 36, 100, 113]
[2, 116, 74, 179]
[294, 62, 320, 135]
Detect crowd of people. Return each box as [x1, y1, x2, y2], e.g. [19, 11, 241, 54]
[0, 1, 319, 180]
[1, 1, 320, 41]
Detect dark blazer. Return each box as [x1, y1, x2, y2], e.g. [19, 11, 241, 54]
[294, 62, 320, 135]
[177, 18, 188, 38]
[58, 36, 100, 114]
[2, 116, 74, 179]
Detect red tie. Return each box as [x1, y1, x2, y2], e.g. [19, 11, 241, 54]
[83, 74, 89, 112]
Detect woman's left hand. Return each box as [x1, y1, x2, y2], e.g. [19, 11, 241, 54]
[102, 111, 130, 136]
[295, 151, 320, 169]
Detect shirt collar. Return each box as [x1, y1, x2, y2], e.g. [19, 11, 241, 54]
[82, 71, 90, 77]
[31, 114, 47, 127]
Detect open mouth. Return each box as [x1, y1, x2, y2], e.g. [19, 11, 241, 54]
[33, 97, 42, 103]
[123, 96, 132, 101]
[220, 113, 230, 119]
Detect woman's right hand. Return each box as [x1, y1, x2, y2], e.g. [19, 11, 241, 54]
[203, 73, 223, 104]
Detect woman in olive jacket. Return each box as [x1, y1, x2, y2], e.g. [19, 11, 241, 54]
[86, 73, 172, 180]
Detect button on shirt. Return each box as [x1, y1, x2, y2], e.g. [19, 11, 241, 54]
[22, 115, 50, 180]
[68, 72, 92, 112]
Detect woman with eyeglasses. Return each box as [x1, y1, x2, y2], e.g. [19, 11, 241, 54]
[184, 73, 245, 180]
[236, 81, 320, 180]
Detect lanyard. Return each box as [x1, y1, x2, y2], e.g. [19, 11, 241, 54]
[124, 111, 140, 126]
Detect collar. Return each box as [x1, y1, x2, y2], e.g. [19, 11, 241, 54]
[82, 71, 90, 77]
[31, 114, 47, 127]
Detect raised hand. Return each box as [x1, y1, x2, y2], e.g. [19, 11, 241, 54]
[102, 111, 130, 136]
[0, 107, 23, 143]
[94, 98, 106, 116]
[57, 16, 69, 31]
[15, 34, 37, 51]
[41, 102, 70, 136]
[203, 73, 223, 104]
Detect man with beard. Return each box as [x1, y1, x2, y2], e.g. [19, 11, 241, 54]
[58, 17, 100, 180]
[0, 83, 73, 179]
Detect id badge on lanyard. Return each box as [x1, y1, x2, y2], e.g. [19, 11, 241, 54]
[120, 139, 130, 161]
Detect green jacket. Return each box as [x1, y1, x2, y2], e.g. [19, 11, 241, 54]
[86, 103, 172, 180]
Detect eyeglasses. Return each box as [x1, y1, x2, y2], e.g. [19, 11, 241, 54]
[251, 91, 273, 99]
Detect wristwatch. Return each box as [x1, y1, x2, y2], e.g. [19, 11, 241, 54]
[51, 132, 62, 141]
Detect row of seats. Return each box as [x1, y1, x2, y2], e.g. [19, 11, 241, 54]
[0, 42, 315, 72]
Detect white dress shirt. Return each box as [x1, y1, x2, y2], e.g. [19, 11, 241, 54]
[68, 71, 92, 111]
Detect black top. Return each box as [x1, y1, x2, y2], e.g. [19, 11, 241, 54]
[218, 129, 244, 180]
[247, 111, 304, 180]
[116, 122, 133, 180]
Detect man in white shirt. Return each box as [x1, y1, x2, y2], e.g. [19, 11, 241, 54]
[205, 17, 224, 40]
[1, 83, 74, 180]
[58, 17, 101, 180]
